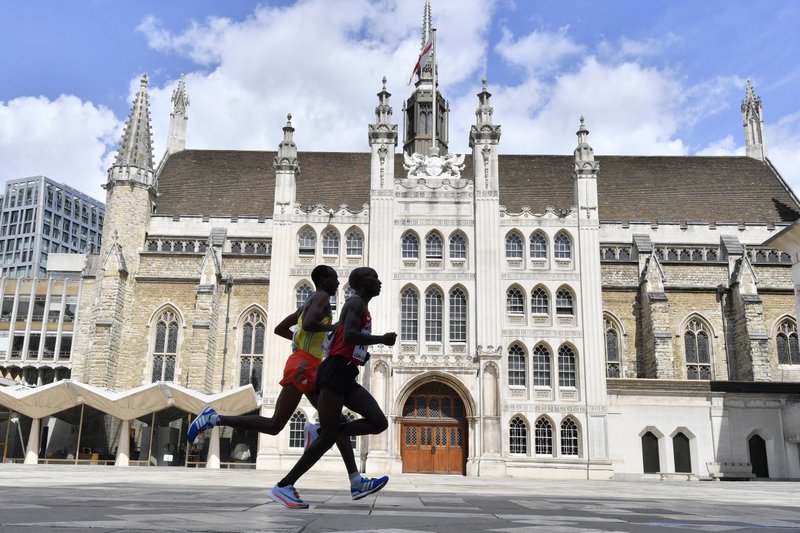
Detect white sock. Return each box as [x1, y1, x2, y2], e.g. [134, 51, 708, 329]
[349, 471, 362, 487]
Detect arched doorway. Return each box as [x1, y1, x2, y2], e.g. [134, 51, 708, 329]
[401, 382, 467, 475]
[673, 432, 691, 473]
[748, 435, 769, 478]
[641, 431, 660, 473]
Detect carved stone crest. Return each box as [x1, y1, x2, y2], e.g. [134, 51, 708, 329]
[403, 150, 465, 178]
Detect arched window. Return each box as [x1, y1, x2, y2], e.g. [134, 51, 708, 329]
[449, 233, 467, 259]
[401, 288, 419, 341]
[558, 345, 576, 388]
[402, 233, 419, 259]
[289, 412, 306, 448]
[508, 344, 526, 386]
[605, 316, 621, 378]
[329, 291, 338, 317]
[776, 319, 800, 365]
[346, 230, 363, 257]
[510, 416, 527, 454]
[556, 288, 574, 315]
[295, 283, 313, 309]
[534, 417, 553, 455]
[505, 232, 523, 259]
[684, 319, 711, 379]
[532, 344, 551, 387]
[425, 288, 443, 342]
[297, 227, 316, 256]
[152, 310, 179, 382]
[344, 411, 358, 449]
[554, 233, 572, 259]
[426, 233, 443, 259]
[240, 311, 265, 394]
[322, 228, 339, 256]
[506, 287, 524, 315]
[531, 287, 548, 315]
[561, 418, 579, 456]
[530, 232, 547, 259]
[449, 288, 467, 342]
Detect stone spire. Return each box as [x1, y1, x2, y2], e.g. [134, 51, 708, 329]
[369, 77, 398, 189]
[419, 0, 433, 81]
[374, 76, 394, 125]
[470, 78, 501, 191]
[274, 113, 298, 172]
[741, 79, 767, 160]
[573, 116, 598, 169]
[109, 75, 155, 185]
[166, 74, 190, 154]
[273, 113, 299, 211]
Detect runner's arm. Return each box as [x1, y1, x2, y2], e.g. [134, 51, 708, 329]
[274, 308, 301, 340]
[341, 299, 397, 346]
[301, 292, 337, 333]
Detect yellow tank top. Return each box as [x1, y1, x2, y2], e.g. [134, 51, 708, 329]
[292, 305, 332, 360]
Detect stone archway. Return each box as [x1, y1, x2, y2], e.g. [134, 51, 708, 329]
[400, 381, 467, 475]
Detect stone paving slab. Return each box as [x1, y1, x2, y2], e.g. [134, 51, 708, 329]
[0, 465, 798, 532]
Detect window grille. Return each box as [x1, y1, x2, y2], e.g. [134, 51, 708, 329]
[534, 418, 553, 455]
[506, 287, 524, 315]
[554, 233, 572, 259]
[449, 233, 467, 259]
[531, 287, 548, 315]
[449, 288, 467, 342]
[510, 416, 527, 454]
[532, 345, 551, 387]
[425, 288, 443, 342]
[508, 344, 526, 386]
[530, 233, 547, 259]
[402, 233, 419, 259]
[401, 288, 419, 341]
[505, 233, 523, 259]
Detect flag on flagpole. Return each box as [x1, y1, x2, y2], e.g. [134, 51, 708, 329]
[408, 37, 433, 85]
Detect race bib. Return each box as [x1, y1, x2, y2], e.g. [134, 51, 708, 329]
[351, 326, 371, 363]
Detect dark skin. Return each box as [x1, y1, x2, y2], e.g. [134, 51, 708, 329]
[280, 268, 396, 486]
[215, 270, 359, 475]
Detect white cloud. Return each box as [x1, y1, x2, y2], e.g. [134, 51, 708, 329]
[767, 111, 800, 194]
[696, 135, 742, 156]
[495, 26, 584, 75]
[0, 95, 118, 202]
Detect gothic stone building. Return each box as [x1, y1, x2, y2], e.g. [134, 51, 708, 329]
[8, 35, 799, 477]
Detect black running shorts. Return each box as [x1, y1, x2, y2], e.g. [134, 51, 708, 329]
[315, 355, 360, 397]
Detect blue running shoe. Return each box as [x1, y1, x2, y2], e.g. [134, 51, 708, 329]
[304, 422, 320, 449]
[351, 475, 389, 500]
[187, 405, 217, 444]
[268, 484, 309, 509]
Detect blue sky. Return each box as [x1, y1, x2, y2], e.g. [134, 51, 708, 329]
[1, 0, 798, 202]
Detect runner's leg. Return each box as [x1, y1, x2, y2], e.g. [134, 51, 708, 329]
[219, 384, 303, 434]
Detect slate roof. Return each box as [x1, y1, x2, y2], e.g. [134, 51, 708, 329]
[155, 150, 800, 224]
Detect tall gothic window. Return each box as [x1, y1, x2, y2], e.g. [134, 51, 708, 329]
[508, 344, 526, 386]
[531, 287, 548, 315]
[556, 288, 574, 315]
[530, 232, 547, 259]
[289, 412, 306, 448]
[558, 345, 577, 388]
[402, 233, 419, 259]
[449, 288, 467, 342]
[322, 228, 339, 255]
[152, 310, 179, 382]
[295, 282, 313, 309]
[346, 230, 363, 256]
[560, 418, 579, 456]
[510, 416, 527, 454]
[449, 233, 467, 259]
[534, 417, 553, 455]
[425, 288, 443, 342]
[776, 319, 800, 365]
[297, 227, 315, 256]
[605, 316, 621, 378]
[532, 344, 551, 387]
[554, 233, 572, 259]
[505, 232, 523, 259]
[401, 288, 419, 341]
[506, 287, 524, 315]
[426, 233, 443, 259]
[684, 318, 712, 379]
[240, 311, 265, 394]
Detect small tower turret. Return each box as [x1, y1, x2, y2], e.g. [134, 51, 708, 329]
[108, 74, 155, 187]
[470, 78, 501, 191]
[369, 77, 398, 190]
[166, 74, 190, 154]
[273, 113, 299, 217]
[741, 79, 767, 160]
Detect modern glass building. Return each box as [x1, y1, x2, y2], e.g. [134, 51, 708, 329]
[0, 176, 104, 278]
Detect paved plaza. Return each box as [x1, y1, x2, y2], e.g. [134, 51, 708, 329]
[0, 465, 799, 532]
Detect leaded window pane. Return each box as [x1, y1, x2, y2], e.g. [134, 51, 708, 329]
[240, 357, 251, 387]
[534, 418, 553, 455]
[155, 322, 166, 353]
[298, 228, 315, 255]
[558, 345, 576, 388]
[505, 233, 523, 259]
[449, 233, 466, 259]
[254, 323, 265, 353]
[532, 345, 551, 387]
[507, 287, 524, 314]
[163, 355, 175, 381]
[556, 289, 573, 315]
[531, 288, 548, 314]
[322, 229, 339, 255]
[685, 332, 697, 363]
[425, 289, 443, 342]
[296, 283, 313, 309]
[607, 363, 620, 378]
[426, 234, 443, 259]
[778, 333, 789, 364]
[554, 233, 572, 259]
[289, 412, 306, 448]
[697, 332, 710, 363]
[402, 234, 419, 258]
[508, 344, 526, 386]
[561, 419, 579, 456]
[606, 329, 619, 362]
[242, 323, 253, 354]
[791, 334, 800, 365]
[346, 231, 363, 256]
[152, 354, 163, 382]
[449, 288, 467, 342]
[530, 233, 547, 259]
[401, 288, 418, 341]
[167, 323, 178, 353]
[510, 416, 527, 454]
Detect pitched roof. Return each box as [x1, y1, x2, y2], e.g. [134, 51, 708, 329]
[155, 150, 800, 224]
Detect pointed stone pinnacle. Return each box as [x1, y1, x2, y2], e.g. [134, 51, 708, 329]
[382, 76, 387, 90]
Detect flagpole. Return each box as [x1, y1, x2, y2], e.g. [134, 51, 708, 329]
[431, 28, 437, 155]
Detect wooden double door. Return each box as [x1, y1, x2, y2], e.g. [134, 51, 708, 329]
[400, 382, 466, 475]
